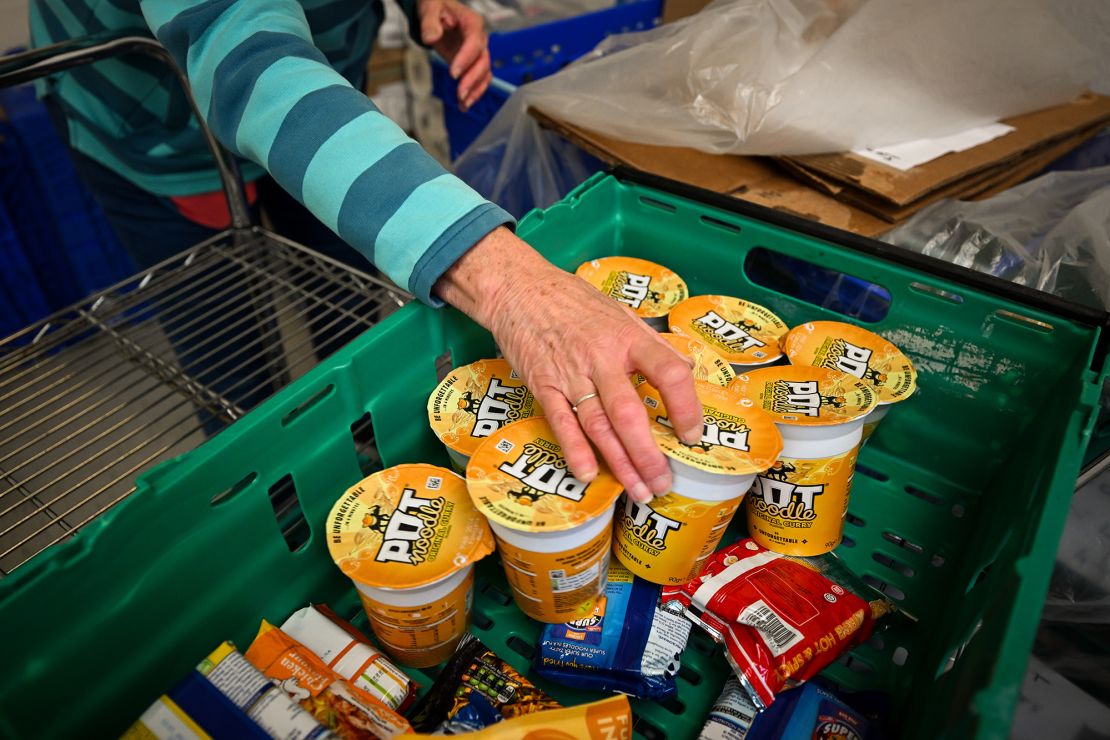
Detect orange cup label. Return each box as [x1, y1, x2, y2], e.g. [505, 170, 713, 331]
[613, 492, 742, 585]
[634, 333, 736, 388]
[669, 295, 788, 366]
[428, 359, 541, 459]
[575, 256, 688, 319]
[358, 569, 474, 668]
[496, 523, 612, 623]
[745, 450, 858, 556]
[731, 365, 876, 426]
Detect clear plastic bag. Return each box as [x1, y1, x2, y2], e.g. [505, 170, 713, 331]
[456, 0, 1110, 214]
[882, 166, 1110, 311]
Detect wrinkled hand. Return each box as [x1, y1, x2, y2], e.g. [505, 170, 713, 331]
[418, 0, 491, 112]
[436, 227, 703, 502]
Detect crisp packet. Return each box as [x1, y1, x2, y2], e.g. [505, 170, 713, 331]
[281, 604, 417, 712]
[698, 678, 759, 740]
[746, 682, 875, 740]
[662, 539, 894, 709]
[245, 621, 412, 739]
[396, 696, 631, 740]
[534, 561, 691, 699]
[407, 633, 561, 732]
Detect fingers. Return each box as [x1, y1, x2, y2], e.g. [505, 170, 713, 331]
[631, 339, 703, 445]
[594, 365, 673, 498]
[531, 385, 599, 484]
[447, 13, 485, 79]
[458, 50, 491, 111]
[574, 395, 653, 503]
[420, 0, 445, 45]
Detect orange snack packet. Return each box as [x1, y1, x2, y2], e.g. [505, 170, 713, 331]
[396, 695, 631, 740]
[245, 621, 412, 739]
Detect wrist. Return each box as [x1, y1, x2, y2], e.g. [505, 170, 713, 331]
[434, 226, 552, 329]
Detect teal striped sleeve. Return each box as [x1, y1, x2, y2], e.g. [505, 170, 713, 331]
[139, 0, 513, 305]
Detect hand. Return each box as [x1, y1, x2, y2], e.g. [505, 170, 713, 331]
[436, 227, 704, 502]
[418, 0, 491, 112]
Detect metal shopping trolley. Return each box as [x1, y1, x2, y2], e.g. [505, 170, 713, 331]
[0, 36, 409, 574]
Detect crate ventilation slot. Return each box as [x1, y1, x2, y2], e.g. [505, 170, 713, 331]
[268, 474, 310, 552]
[993, 310, 1054, 333]
[633, 717, 667, 740]
[350, 412, 382, 477]
[873, 552, 915, 578]
[882, 531, 925, 555]
[892, 646, 909, 666]
[210, 472, 257, 507]
[638, 195, 676, 213]
[855, 463, 890, 482]
[909, 281, 964, 304]
[506, 635, 535, 659]
[699, 215, 742, 233]
[862, 574, 906, 601]
[281, 384, 334, 427]
[905, 485, 943, 506]
[744, 248, 891, 322]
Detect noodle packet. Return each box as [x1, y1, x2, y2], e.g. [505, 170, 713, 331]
[396, 696, 631, 740]
[245, 621, 412, 739]
[534, 561, 691, 699]
[662, 539, 894, 709]
[407, 633, 560, 732]
[281, 604, 417, 712]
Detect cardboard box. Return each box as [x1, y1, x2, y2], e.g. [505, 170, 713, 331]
[662, 0, 712, 24]
[781, 93, 1110, 209]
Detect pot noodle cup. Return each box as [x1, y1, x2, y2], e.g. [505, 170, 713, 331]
[633, 333, 736, 389]
[781, 321, 917, 443]
[576, 256, 688, 331]
[669, 295, 789, 372]
[327, 464, 494, 667]
[731, 365, 877, 556]
[428, 358, 541, 473]
[613, 381, 782, 584]
[466, 417, 622, 623]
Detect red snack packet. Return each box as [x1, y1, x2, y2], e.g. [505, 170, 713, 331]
[661, 539, 893, 709]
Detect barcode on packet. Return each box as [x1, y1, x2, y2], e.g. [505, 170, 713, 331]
[737, 600, 803, 657]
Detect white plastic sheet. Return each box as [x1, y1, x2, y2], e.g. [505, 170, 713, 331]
[456, 0, 1110, 215]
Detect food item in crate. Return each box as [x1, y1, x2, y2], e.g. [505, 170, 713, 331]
[427, 358, 541, 472]
[280, 605, 416, 713]
[123, 670, 272, 740]
[614, 380, 781, 585]
[633, 333, 736, 388]
[398, 695, 631, 740]
[669, 295, 789, 373]
[745, 682, 874, 740]
[780, 321, 917, 443]
[731, 365, 877, 556]
[575, 256, 689, 331]
[407, 633, 561, 732]
[196, 641, 335, 739]
[326, 464, 494, 667]
[698, 678, 759, 740]
[533, 561, 692, 699]
[466, 417, 622, 623]
[245, 621, 412, 739]
[662, 539, 895, 709]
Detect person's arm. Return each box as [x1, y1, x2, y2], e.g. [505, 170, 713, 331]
[140, 0, 505, 306]
[141, 0, 702, 500]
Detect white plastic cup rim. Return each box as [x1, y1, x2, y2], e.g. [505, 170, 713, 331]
[487, 505, 615, 554]
[665, 460, 757, 501]
[445, 446, 469, 472]
[353, 562, 473, 607]
[774, 415, 865, 459]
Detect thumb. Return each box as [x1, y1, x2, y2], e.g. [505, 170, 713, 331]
[421, 2, 444, 44]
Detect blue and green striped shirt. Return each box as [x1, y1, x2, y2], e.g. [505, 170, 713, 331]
[30, 0, 513, 303]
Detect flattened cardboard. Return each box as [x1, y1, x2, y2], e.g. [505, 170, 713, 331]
[781, 93, 1110, 207]
[530, 106, 892, 237]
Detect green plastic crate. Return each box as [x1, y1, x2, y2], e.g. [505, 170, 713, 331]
[1, 171, 1106, 739]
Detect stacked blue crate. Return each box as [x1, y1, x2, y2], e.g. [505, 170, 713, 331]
[0, 84, 134, 337]
[432, 0, 663, 160]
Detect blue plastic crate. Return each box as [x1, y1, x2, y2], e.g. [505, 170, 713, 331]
[0, 84, 134, 324]
[432, 0, 663, 160]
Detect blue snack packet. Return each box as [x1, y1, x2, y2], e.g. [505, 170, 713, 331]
[534, 562, 691, 699]
[747, 682, 873, 740]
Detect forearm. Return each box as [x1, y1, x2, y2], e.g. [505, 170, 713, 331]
[434, 227, 552, 328]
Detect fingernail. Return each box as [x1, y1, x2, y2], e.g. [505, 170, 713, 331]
[629, 481, 652, 502]
[458, 88, 469, 102]
[577, 467, 598, 483]
[650, 473, 672, 495]
[680, 426, 702, 446]
[451, 66, 461, 79]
